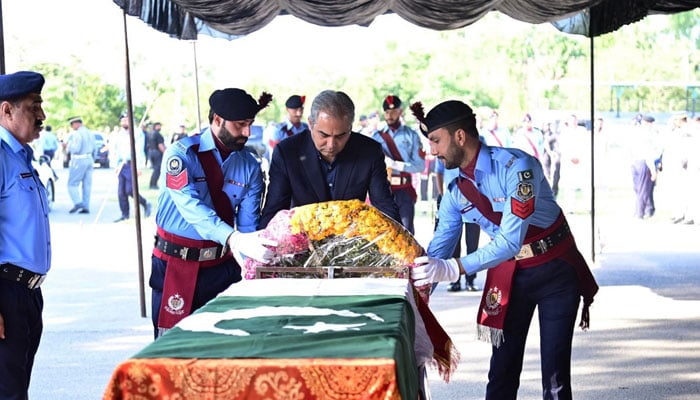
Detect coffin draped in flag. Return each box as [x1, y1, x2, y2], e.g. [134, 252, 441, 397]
[105, 279, 428, 400]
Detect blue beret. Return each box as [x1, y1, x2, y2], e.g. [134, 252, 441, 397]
[0, 71, 45, 100]
[285, 95, 305, 108]
[420, 100, 476, 136]
[209, 88, 260, 121]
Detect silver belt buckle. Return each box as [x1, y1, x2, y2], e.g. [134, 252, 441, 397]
[27, 274, 46, 289]
[515, 244, 535, 260]
[390, 177, 401, 185]
[198, 246, 218, 261]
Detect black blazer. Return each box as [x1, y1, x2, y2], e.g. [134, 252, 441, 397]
[259, 131, 400, 228]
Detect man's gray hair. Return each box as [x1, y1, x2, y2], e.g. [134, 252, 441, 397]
[308, 90, 355, 128]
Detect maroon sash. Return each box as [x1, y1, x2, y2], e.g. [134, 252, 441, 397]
[196, 148, 234, 226]
[455, 177, 598, 346]
[379, 130, 417, 202]
[155, 147, 235, 333]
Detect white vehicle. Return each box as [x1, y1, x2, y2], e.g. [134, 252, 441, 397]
[33, 154, 57, 211]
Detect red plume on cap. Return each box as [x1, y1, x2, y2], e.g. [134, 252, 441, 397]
[258, 92, 273, 110]
[410, 102, 425, 123]
[300, 95, 306, 105]
[386, 95, 394, 107]
[410, 101, 429, 134]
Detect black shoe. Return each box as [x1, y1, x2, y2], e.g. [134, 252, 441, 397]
[114, 216, 128, 223]
[144, 202, 152, 218]
[683, 219, 694, 225]
[69, 205, 82, 214]
[447, 282, 461, 292]
[671, 216, 684, 224]
[466, 284, 480, 292]
[78, 208, 89, 214]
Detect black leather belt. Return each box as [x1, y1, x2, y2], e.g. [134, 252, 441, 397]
[0, 263, 46, 289]
[515, 221, 571, 260]
[154, 236, 227, 262]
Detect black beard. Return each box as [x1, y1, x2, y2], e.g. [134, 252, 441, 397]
[218, 125, 247, 151]
[442, 142, 464, 170]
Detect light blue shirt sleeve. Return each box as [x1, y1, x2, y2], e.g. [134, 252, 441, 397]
[373, 125, 425, 174]
[0, 128, 51, 274]
[155, 130, 264, 245]
[428, 146, 559, 275]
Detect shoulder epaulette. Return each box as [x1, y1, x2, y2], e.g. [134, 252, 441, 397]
[175, 134, 200, 152]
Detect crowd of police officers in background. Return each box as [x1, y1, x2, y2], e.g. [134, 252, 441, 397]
[33, 97, 700, 227]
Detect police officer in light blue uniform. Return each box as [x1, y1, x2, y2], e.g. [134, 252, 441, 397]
[150, 88, 278, 338]
[66, 116, 95, 214]
[0, 70, 51, 399]
[266, 94, 309, 152]
[372, 95, 425, 234]
[410, 99, 598, 400]
[434, 158, 481, 292]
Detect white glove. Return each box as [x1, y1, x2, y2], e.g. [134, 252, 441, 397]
[411, 256, 460, 287]
[228, 230, 278, 263]
[384, 157, 406, 172]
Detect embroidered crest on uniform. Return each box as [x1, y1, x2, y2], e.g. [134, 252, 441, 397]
[516, 182, 534, 201]
[483, 286, 503, 316]
[166, 156, 188, 190]
[518, 170, 533, 181]
[165, 293, 185, 315]
[166, 156, 183, 175]
[511, 196, 535, 219]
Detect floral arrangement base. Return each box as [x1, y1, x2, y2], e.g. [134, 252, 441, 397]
[255, 266, 409, 280]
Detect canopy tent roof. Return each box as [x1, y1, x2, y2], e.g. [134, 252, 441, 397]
[114, 0, 698, 40]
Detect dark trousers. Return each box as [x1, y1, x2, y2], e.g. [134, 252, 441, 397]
[631, 160, 655, 218]
[485, 259, 580, 400]
[117, 162, 148, 218]
[42, 150, 56, 167]
[451, 222, 481, 286]
[393, 188, 416, 234]
[148, 150, 163, 188]
[0, 281, 43, 400]
[149, 255, 242, 339]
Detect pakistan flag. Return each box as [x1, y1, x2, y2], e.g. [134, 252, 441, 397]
[134, 293, 419, 398]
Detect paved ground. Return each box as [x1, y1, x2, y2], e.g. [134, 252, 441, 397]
[28, 166, 700, 399]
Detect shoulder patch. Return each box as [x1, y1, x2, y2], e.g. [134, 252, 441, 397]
[511, 197, 535, 219]
[516, 182, 534, 200]
[518, 169, 533, 181]
[166, 156, 188, 190]
[166, 156, 184, 175]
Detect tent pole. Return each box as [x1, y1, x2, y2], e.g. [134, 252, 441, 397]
[122, 10, 148, 318]
[0, 0, 5, 74]
[589, 35, 596, 262]
[192, 41, 202, 130]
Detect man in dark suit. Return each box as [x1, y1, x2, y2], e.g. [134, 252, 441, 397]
[259, 90, 400, 228]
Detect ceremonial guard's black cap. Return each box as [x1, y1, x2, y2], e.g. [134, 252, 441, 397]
[209, 88, 273, 121]
[285, 95, 305, 109]
[410, 100, 476, 137]
[382, 95, 402, 111]
[0, 71, 45, 100]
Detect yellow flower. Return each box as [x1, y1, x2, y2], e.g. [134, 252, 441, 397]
[289, 200, 424, 266]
